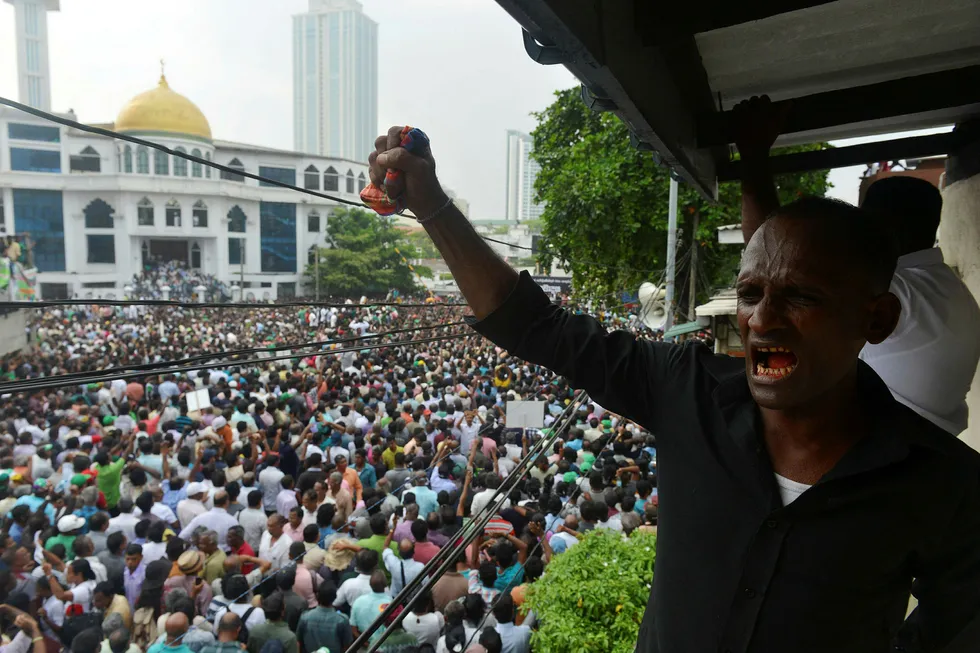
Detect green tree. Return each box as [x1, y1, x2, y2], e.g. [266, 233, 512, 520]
[525, 529, 657, 653]
[531, 88, 831, 315]
[305, 207, 432, 296]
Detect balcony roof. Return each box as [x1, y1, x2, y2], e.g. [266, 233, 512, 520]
[494, 0, 980, 198]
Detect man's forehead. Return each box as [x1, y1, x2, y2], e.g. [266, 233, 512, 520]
[740, 218, 846, 280]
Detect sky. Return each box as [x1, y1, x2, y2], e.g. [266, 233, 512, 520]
[0, 0, 951, 216]
[0, 0, 577, 218]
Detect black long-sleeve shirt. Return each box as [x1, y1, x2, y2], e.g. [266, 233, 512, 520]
[470, 272, 980, 653]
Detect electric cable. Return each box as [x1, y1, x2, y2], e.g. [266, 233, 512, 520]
[0, 298, 466, 309]
[0, 331, 471, 395]
[6, 320, 467, 388]
[354, 391, 587, 652]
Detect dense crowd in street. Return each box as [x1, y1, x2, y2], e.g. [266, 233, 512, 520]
[0, 296, 659, 653]
[127, 262, 232, 303]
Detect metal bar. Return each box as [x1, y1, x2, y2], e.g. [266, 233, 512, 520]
[717, 131, 964, 181]
[698, 66, 980, 148]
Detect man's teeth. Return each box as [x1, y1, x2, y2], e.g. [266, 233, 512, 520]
[756, 346, 792, 353]
[755, 362, 797, 378]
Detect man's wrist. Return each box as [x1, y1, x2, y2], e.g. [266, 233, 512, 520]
[410, 190, 452, 221]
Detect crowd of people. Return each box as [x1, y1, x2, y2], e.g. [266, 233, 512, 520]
[127, 263, 232, 303]
[0, 297, 659, 653]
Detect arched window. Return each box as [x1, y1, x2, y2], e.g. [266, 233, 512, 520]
[304, 164, 319, 190]
[173, 147, 188, 176]
[123, 145, 133, 173]
[83, 198, 114, 229]
[165, 199, 181, 227]
[307, 210, 320, 232]
[324, 166, 339, 192]
[137, 198, 154, 226]
[345, 169, 355, 194]
[205, 152, 212, 179]
[191, 148, 203, 177]
[154, 148, 169, 175]
[190, 243, 201, 269]
[192, 200, 208, 228]
[227, 205, 246, 233]
[136, 146, 150, 174]
[220, 158, 245, 182]
[357, 172, 367, 193]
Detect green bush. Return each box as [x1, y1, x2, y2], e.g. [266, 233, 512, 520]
[524, 529, 656, 653]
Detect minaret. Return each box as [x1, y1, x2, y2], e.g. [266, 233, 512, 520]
[3, 0, 60, 111]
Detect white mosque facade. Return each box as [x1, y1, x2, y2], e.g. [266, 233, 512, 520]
[0, 73, 371, 300]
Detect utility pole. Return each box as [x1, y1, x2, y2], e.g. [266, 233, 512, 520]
[688, 209, 699, 321]
[664, 175, 679, 334]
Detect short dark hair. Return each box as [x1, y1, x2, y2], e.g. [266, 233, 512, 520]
[769, 197, 898, 295]
[71, 628, 103, 653]
[261, 592, 285, 620]
[862, 176, 941, 253]
[316, 582, 337, 607]
[94, 581, 114, 598]
[492, 593, 515, 624]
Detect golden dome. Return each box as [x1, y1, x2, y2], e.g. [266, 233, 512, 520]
[115, 75, 212, 141]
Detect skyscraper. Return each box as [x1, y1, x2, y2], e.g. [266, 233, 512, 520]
[293, 0, 378, 161]
[504, 130, 544, 222]
[4, 0, 59, 111]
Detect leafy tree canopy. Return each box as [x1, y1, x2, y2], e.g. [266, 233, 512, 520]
[305, 207, 432, 297]
[531, 88, 831, 314]
[525, 529, 657, 653]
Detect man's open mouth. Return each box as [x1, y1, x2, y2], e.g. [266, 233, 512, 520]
[752, 346, 798, 379]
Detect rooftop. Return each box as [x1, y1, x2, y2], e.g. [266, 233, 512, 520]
[495, 0, 980, 199]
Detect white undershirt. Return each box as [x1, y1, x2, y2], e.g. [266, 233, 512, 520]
[774, 473, 812, 506]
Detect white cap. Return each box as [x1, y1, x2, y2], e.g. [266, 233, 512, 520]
[57, 515, 86, 533]
[186, 482, 206, 496]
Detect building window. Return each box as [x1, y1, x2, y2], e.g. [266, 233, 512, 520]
[154, 149, 169, 175]
[83, 198, 114, 228]
[123, 145, 133, 173]
[70, 146, 101, 173]
[173, 147, 188, 176]
[191, 243, 201, 269]
[192, 200, 208, 227]
[357, 172, 367, 192]
[228, 237, 245, 265]
[220, 158, 245, 182]
[165, 200, 181, 227]
[307, 211, 320, 232]
[136, 146, 150, 174]
[10, 148, 60, 173]
[278, 282, 296, 299]
[13, 189, 65, 272]
[87, 235, 115, 264]
[205, 152, 212, 178]
[258, 166, 296, 188]
[345, 170, 355, 193]
[324, 166, 339, 192]
[260, 201, 297, 272]
[190, 148, 203, 177]
[137, 198, 154, 226]
[7, 123, 59, 142]
[227, 206, 246, 232]
[304, 165, 319, 190]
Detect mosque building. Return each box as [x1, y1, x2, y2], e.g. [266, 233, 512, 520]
[0, 71, 369, 300]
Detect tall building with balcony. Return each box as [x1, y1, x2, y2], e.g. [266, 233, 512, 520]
[4, 0, 59, 111]
[0, 73, 369, 300]
[293, 0, 378, 161]
[504, 130, 544, 222]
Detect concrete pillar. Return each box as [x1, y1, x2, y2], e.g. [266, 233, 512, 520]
[937, 121, 980, 453]
[194, 284, 207, 303]
[230, 284, 241, 302]
[160, 285, 171, 301]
